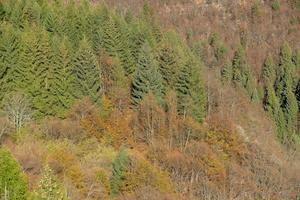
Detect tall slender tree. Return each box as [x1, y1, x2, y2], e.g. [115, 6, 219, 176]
[72, 38, 102, 103]
[131, 42, 163, 105]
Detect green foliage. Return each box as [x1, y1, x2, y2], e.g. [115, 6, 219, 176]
[34, 165, 68, 200]
[261, 55, 276, 85]
[209, 32, 226, 63]
[251, 1, 262, 19]
[0, 148, 28, 200]
[110, 148, 129, 196]
[0, 23, 22, 100]
[291, 0, 300, 9]
[232, 46, 258, 101]
[176, 56, 206, 122]
[72, 38, 102, 103]
[0, 0, 207, 124]
[221, 59, 232, 83]
[271, 0, 280, 11]
[131, 42, 164, 105]
[157, 40, 181, 90]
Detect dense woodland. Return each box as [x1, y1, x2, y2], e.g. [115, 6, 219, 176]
[0, 0, 300, 200]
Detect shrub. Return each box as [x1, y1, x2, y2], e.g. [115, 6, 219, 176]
[271, 0, 280, 10]
[251, 1, 262, 19]
[291, 0, 300, 9]
[0, 148, 28, 200]
[34, 165, 68, 200]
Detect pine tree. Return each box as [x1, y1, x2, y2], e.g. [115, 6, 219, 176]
[157, 42, 180, 90]
[0, 23, 22, 101]
[221, 59, 232, 83]
[34, 165, 67, 200]
[22, 0, 41, 24]
[176, 56, 206, 122]
[261, 55, 276, 85]
[232, 46, 247, 85]
[276, 43, 296, 94]
[0, 148, 28, 200]
[72, 38, 102, 103]
[102, 15, 122, 58]
[51, 37, 74, 116]
[131, 42, 163, 105]
[110, 149, 129, 197]
[284, 89, 298, 138]
[63, 2, 85, 46]
[264, 83, 281, 118]
[29, 30, 56, 117]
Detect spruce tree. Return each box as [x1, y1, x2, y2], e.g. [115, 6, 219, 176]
[264, 83, 281, 118]
[157, 42, 180, 90]
[30, 30, 56, 117]
[131, 42, 163, 105]
[221, 59, 232, 83]
[0, 23, 22, 100]
[35, 165, 67, 200]
[261, 55, 276, 85]
[51, 37, 74, 116]
[110, 149, 129, 197]
[176, 56, 206, 122]
[72, 38, 102, 103]
[0, 148, 28, 200]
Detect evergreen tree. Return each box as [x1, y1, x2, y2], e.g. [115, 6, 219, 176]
[0, 23, 22, 100]
[157, 42, 180, 90]
[51, 37, 74, 116]
[221, 59, 232, 83]
[232, 46, 247, 85]
[261, 55, 276, 85]
[264, 83, 281, 118]
[110, 149, 129, 197]
[29, 30, 56, 117]
[176, 56, 206, 122]
[232, 46, 257, 99]
[34, 165, 67, 200]
[293, 49, 300, 74]
[0, 148, 28, 200]
[72, 38, 102, 103]
[131, 42, 163, 105]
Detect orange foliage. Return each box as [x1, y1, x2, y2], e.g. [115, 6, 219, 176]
[80, 96, 133, 147]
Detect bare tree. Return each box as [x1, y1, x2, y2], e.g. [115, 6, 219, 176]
[3, 92, 31, 134]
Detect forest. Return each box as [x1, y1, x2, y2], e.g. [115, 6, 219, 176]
[0, 0, 299, 199]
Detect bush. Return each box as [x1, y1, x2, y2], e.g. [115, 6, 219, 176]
[271, 0, 280, 10]
[34, 165, 68, 200]
[291, 0, 300, 9]
[251, 1, 262, 19]
[0, 148, 28, 200]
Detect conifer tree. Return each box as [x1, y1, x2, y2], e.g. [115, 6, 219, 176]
[261, 55, 276, 85]
[221, 59, 232, 83]
[102, 15, 122, 58]
[29, 30, 57, 117]
[176, 56, 206, 122]
[131, 42, 163, 105]
[293, 49, 300, 73]
[264, 83, 281, 118]
[51, 37, 74, 116]
[232, 46, 247, 85]
[110, 149, 129, 197]
[0, 148, 28, 200]
[34, 165, 68, 200]
[72, 38, 102, 103]
[0, 23, 22, 100]
[157, 42, 180, 90]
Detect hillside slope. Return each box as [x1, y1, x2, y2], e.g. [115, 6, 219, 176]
[0, 0, 299, 200]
